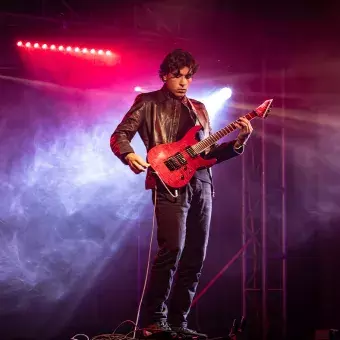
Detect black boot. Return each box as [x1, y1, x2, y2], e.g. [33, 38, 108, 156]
[171, 326, 208, 339]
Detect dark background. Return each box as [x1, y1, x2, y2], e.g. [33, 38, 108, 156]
[0, 1, 340, 339]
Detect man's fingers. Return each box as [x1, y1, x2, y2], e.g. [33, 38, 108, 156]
[140, 160, 150, 168]
[132, 161, 146, 172]
[130, 164, 143, 174]
[126, 154, 150, 174]
[237, 119, 253, 132]
[136, 156, 150, 168]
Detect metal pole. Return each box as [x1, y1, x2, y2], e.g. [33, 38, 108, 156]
[261, 58, 267, 340]
[281, 68, 287, 339]
[241, 92, 247, 318]
[137, 221, 141, 307]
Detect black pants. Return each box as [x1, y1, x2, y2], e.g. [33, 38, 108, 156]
[144, 177, 213, 328]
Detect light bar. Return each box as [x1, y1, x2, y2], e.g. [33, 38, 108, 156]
[16, 41, 114, 58]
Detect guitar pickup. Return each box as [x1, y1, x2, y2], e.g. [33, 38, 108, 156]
[185, 146, 197, 158]
[174, 152, 187, 165]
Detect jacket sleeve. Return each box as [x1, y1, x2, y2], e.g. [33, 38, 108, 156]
[110, 94, 146, 164]
[202, 105, 244, 164]
[205, 139, 244, 164]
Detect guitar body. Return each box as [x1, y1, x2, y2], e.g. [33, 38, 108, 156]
[147, 126, 217, 189]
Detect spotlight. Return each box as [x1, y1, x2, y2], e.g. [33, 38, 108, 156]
[17, 41, 23, 47]
[50, 45, 56, 50]
[25, 42, 31, 48]
[34, 43, 40, 48]
[202, 87, 233, 118]
[221, 87, 232, 99]
[42, 44, 48, 49]
[134, 86, 142, 92]
[58, 46, 64, 51]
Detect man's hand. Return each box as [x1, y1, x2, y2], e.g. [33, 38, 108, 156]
[234, 117, 253, 148]
[125, 153, 150, 174]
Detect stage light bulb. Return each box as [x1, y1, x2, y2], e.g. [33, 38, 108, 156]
[15, 40, 117, 61]
[221, 87, 232, 99]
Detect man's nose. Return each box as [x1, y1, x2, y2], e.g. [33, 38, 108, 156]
[179, 77, 187, 87]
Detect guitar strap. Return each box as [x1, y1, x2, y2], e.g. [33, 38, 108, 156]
[186, 98, 211, 152]
[186, 98, 205, 128]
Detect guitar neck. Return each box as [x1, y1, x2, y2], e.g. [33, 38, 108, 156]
[192, 110, 258, 154]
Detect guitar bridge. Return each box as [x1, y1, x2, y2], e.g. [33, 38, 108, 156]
[164, 158, 181, 171]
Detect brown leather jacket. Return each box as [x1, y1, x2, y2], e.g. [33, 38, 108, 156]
[110, 87, 243, 190]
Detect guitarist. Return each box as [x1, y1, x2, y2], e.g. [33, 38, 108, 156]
[110, 49, 253, 338]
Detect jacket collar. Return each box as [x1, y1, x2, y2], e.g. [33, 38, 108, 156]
[158, 84, 188, 103]
[156, 85, 207, 130]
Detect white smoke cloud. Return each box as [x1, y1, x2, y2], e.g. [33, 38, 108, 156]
[0, 87, 151, 328]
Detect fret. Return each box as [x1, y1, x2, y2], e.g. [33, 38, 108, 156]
[192, 110, 259, 154]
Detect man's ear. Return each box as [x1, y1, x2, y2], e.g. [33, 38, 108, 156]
[162, 75, 167, 82]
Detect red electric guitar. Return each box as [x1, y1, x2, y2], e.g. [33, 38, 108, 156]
[147, 99, 273, 189]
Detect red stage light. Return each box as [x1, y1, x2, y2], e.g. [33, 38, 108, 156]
[16, 41, 117, 60]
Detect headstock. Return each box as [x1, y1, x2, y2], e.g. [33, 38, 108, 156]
[254, 99, 273, 118]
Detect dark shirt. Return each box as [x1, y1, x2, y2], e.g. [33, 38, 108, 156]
[177, 101, 212, 184]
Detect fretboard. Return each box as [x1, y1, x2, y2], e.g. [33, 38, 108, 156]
[192, 110, 257, 154]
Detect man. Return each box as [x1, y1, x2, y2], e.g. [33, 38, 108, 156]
[110, 49, 253, 338]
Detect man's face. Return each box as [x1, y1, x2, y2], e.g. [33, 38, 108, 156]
[163, 66, 193, 98]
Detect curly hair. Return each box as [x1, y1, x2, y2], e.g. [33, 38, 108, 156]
[159, 49, 199, 81]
